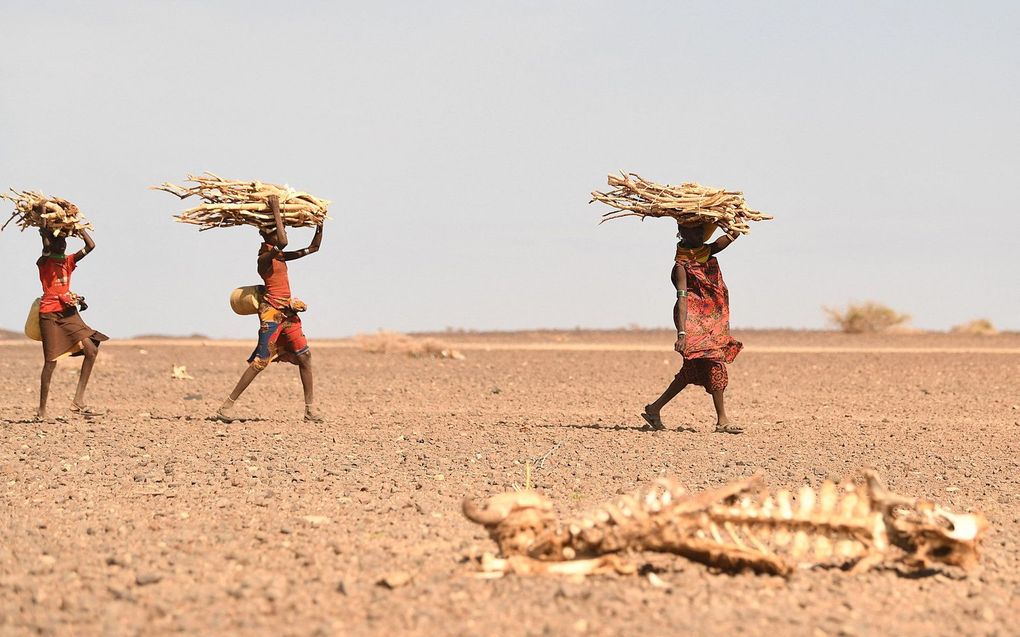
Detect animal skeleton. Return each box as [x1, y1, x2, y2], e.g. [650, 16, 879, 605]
[463, 472, 986, 577]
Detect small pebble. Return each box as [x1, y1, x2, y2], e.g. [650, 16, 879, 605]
[378, 571, 412, 589]
[135, 572, 163, 586]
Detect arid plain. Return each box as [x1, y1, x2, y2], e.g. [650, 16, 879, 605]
[1, 330, 1018, 636]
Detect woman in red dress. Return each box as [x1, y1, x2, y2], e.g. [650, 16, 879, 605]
[215, 195, 324, 423]
[641, 221, 743, 433]
[36, 223, 108, 419]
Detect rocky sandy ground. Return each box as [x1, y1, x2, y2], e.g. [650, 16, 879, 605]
[1, 331, 1018, 636]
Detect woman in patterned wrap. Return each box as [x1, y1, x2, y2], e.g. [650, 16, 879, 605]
[641, 221, 743, 433]
[36, 221, 108, 420]
[215, 195, 324, 423]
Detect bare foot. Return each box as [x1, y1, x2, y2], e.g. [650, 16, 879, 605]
[304, 405, 323, 423]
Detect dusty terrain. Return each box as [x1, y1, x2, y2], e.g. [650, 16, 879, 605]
[1, 330, 1018, 636]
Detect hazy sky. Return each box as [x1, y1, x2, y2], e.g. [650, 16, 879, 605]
[2, 1, 1018, 338]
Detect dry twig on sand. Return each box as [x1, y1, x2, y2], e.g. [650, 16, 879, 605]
[513, 443, 562, 491]
[1, 189, 92, 236]
[528, 443, 561, 471]
[591, 172, 772, 235]
[152, 172, 330, 231]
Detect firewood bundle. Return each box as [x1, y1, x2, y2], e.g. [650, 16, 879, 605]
[0, 189, 92, 237]
[591, 173, 772, 235]
[152, 172, 330, 231]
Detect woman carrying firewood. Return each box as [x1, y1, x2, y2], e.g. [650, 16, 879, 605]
[36, 219, 108, 419]
[641, 221, 743, 433]
[215, 195, 324, 423]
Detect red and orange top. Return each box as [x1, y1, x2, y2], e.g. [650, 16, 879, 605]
[37, 253, 77, 313]
[258, 243, 292, 308]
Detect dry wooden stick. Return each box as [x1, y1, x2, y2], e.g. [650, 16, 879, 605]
[152, 172, 331, 231]
[590, 172, 773, 235]
[0, 189, 92, 237]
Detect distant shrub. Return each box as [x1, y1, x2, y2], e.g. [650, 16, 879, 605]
[950, 319, 997, 336]
[824, 302, 911, 334]
[354, 330, 465, 359]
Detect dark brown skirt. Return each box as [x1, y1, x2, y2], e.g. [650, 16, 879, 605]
[39, 308, 109, 361]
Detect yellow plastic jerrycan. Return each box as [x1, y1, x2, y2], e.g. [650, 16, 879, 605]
[24, 298, 42, 341]
[230, 285, 265, 316]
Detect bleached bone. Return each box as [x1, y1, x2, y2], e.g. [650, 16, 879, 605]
[463, 471, 986, 578]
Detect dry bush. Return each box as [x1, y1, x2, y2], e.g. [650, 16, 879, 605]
[824, 302, 911, 334]
[352, 330, 402, 354]
[354, 331, 465, 359]
[951, 319, 998, 336]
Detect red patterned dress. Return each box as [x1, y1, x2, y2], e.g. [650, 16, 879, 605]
[675, 246, 742, 393]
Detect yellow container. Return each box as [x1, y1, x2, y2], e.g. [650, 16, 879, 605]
[230, 285, 265, 316]
[24, 298, 42, 341]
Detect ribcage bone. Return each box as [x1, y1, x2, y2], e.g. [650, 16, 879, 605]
[463, 472, 986, 577]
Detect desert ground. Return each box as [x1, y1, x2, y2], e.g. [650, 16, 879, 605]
[1, 329, 1018, 636]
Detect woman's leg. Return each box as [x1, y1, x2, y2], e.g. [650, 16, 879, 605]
[643, 362, 694, 428]
[707, 363, 742, 433]
[72, 339, 99, 408]
[38, 359, 57, 419]
[215, 363, 265, 422]
[217, 316, 281, 421]
[710, 389, 729, 425]
[228, 364, 264, 402]
[648, 373, 688, 414]
[296, 351, 321, 422]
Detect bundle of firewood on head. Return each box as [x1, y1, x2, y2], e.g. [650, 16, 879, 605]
[152, 172, 330, 231]
[1, 189, 93, 237]
[591, 172, 773, 235]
